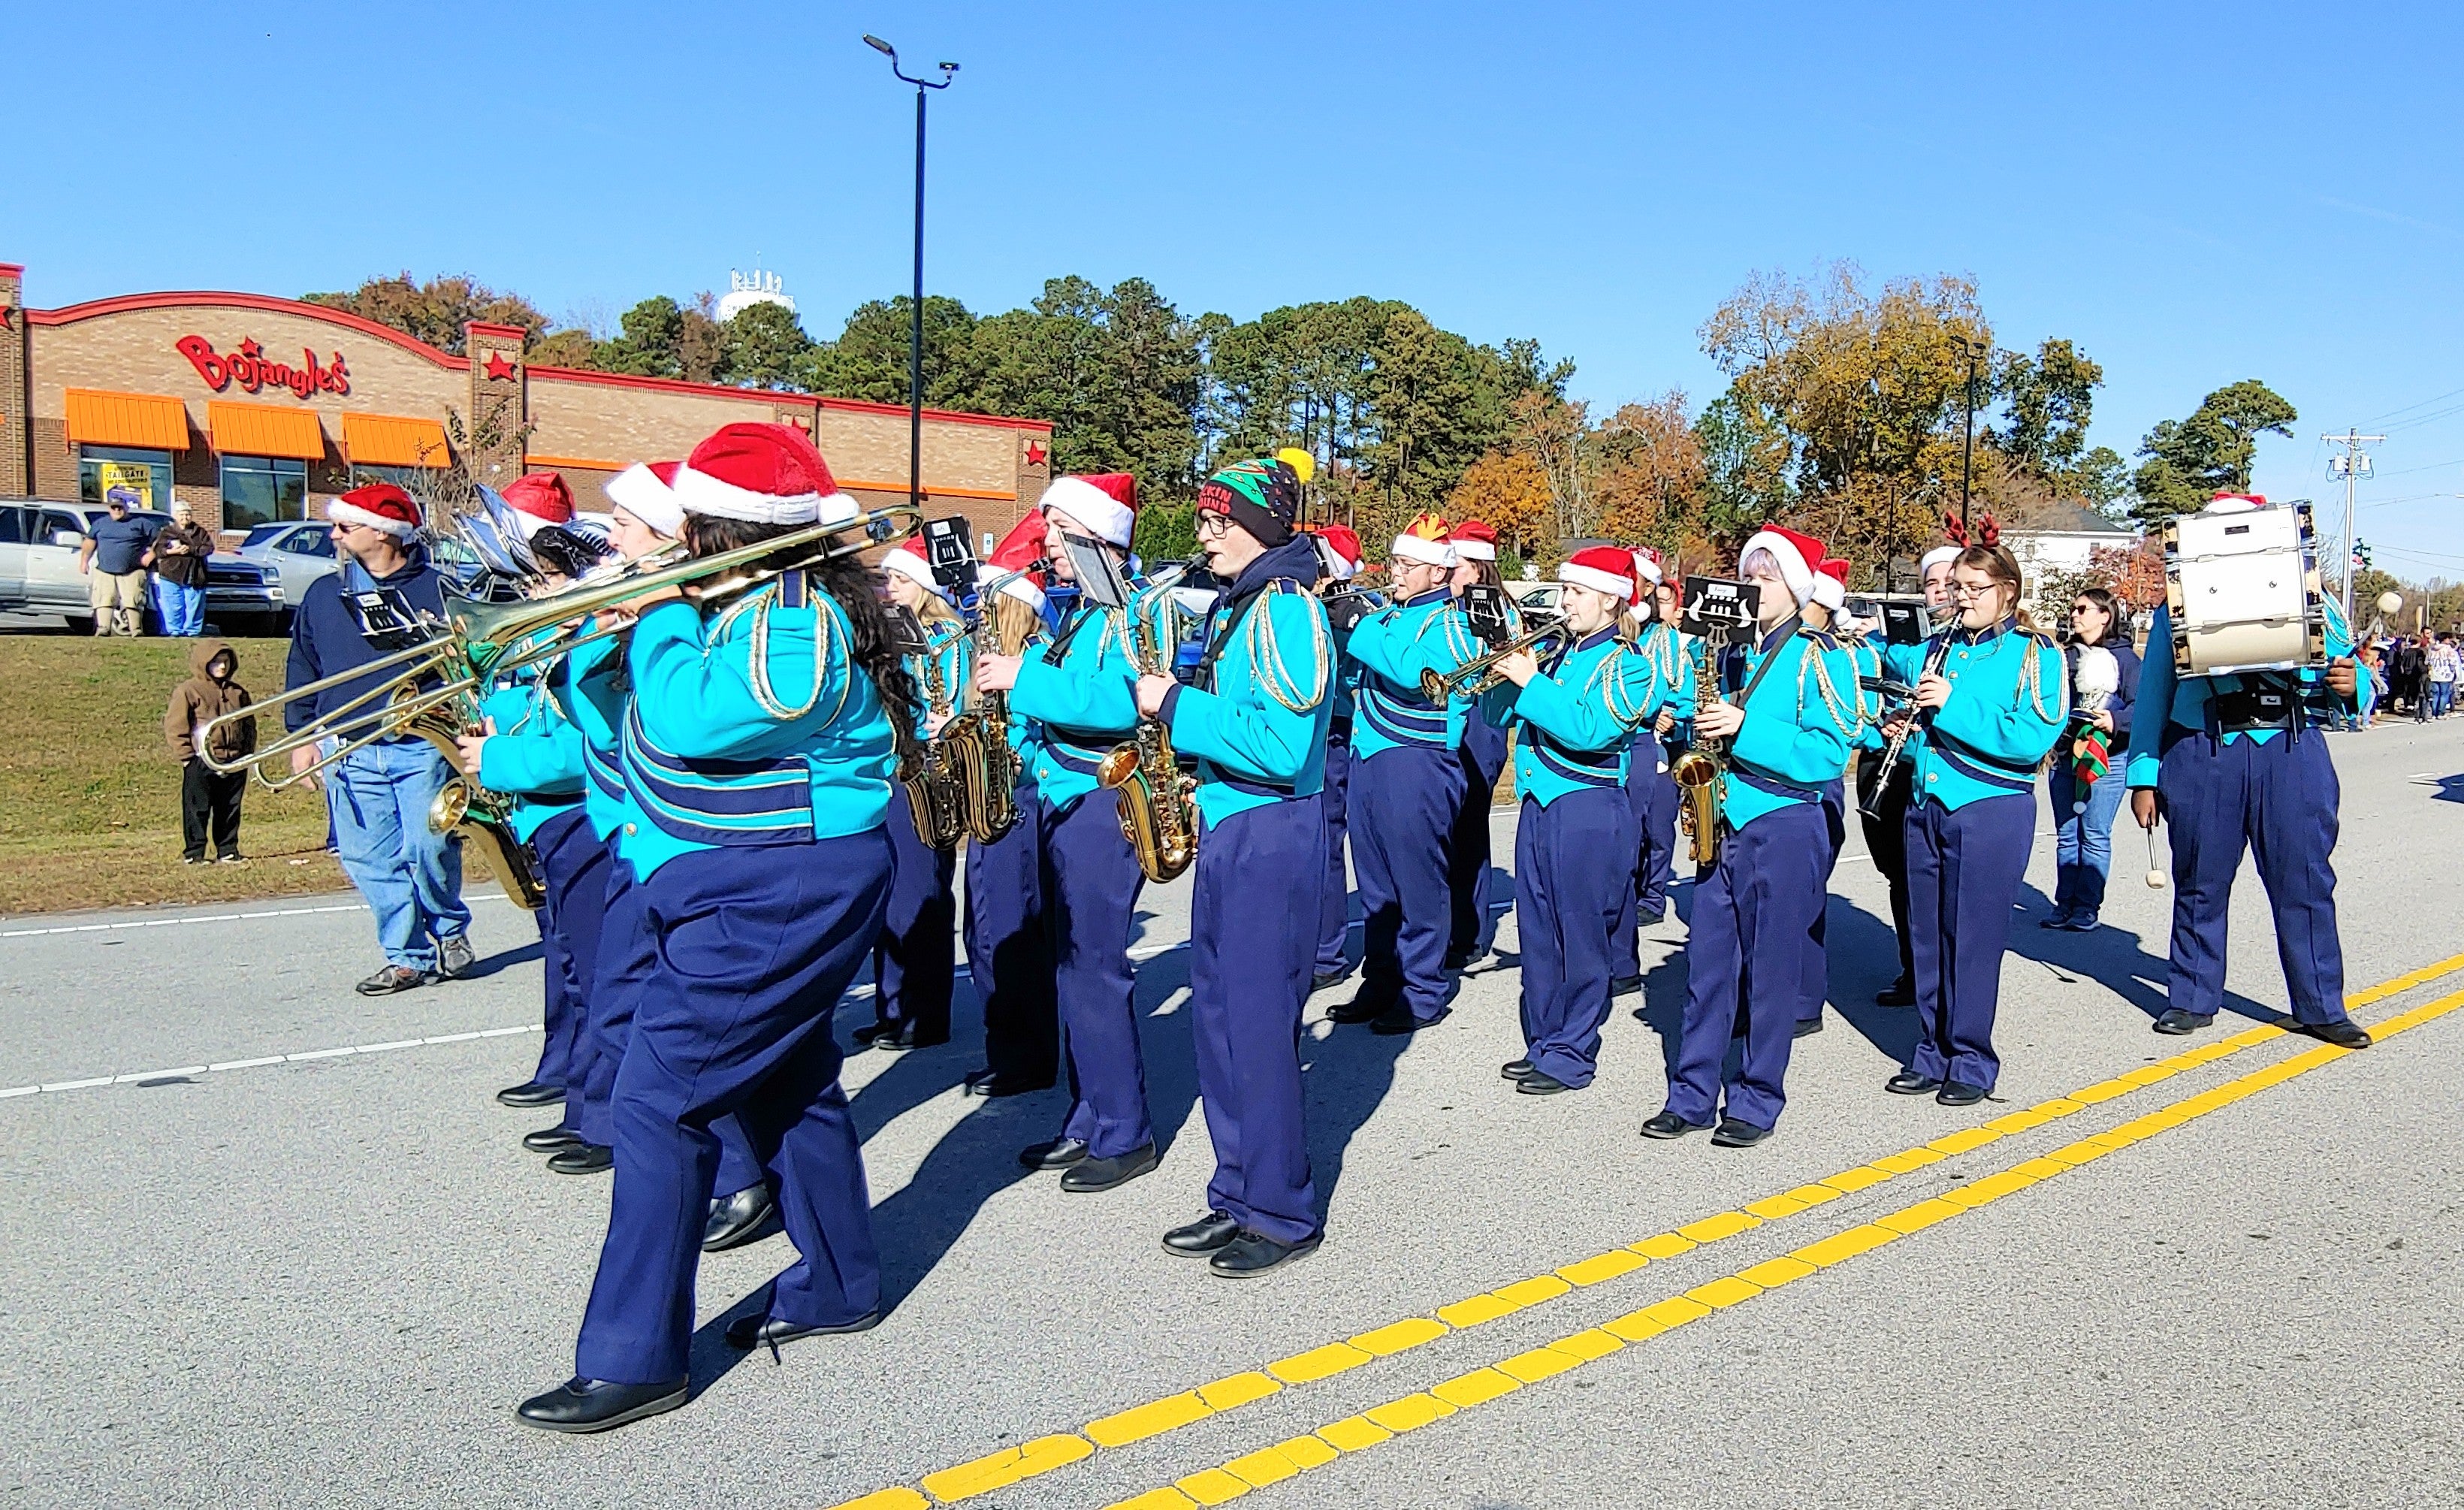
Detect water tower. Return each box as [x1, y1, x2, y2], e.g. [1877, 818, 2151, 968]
[716, 264, 796, 322]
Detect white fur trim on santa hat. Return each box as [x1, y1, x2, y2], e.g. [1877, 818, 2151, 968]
[327, 498, 418, 539]
[1452, 538, 1496, 562]
[1631, 549, 1662, 587]
[1811, 572, 1846, 612]
[1039, 475, 1135, 548]
[1919, 545, 1961, 578]
[672, 463, 858, 527]
[1391, 533, 1458, 569]
[882, 545, 953, 602]
[1740, 528, 1816, 606]
[605, 464, 685, 538]
[1560, 560, 1635, 600]
[977, 562, 1046, 615]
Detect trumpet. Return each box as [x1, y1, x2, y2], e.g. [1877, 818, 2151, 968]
[1418, 616, 1566, 702]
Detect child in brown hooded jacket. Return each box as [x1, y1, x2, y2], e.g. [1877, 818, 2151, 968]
[165, 639, 255, 862]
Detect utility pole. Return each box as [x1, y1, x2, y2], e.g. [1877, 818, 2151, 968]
[2321, 429, 2384, 625]
[863, 36, 957, 514]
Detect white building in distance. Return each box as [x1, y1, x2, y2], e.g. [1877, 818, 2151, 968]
[717, 267, 796, 323]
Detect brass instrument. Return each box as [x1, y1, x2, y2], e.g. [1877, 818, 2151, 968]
[1859, 608, 1957, 817]
[1097, 572, 1200, 884]
[931, 562, 1040, 845]
[1418, 616, 1567, 702]
[385, 682, 548, 911]
[899, 634, 968, 849]
[1667, 633, 1730, 867]
[200, 504, 925, 792]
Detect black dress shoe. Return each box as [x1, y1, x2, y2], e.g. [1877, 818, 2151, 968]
[850, 1021, 892, 1046]
[702, 1185, 777, 1252]
[1163, 1210, 1242, 1257]
[1441, 951, 1472, 972]
[1515, 1070, 1575, 1095]
[1311, 967, 1354, 992]
[515, 1376, 687, 1433]
[1793, 1015, 1824, 1038]
[497, 1079, 566, 1108]
[1937, 1080, 1989, 1107]
[1711, 1117, 1772, 1148]
[2293, 1018, 2373, 1049]
[1640, 1110, 1711, 1140]
[1019, 1137, 1088, 1171]
[1500, 1058, 1536, 1081]
[1635, 909, 1666, 927]
[871, 1022, 949, 1052]
[1610, 974, 1644, 995]
[1209, 1229, 1322, 1278]
[963, 1068, 1056, 1098]
[547, 1143, 614, 1175]
[1059, 1143, 1158, 1193]
[1886, 1071, 1943, 1096]
[723, 1309, 880, 1351]
[1370, 1006, 1447, 1035]
[523, 1125, 584, 1153]
[2152, 1008, 2215, 1036]
[1875, 977, 1916, 1007]
[1325, 994, 1389, 1025]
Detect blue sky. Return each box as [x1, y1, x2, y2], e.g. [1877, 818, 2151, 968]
[9, 2, 2460, 581]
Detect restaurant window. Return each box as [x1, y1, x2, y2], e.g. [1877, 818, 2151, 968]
[78, 445, 176, 512]
[220, 455, 310, 530]
[348, 462, 436, 490]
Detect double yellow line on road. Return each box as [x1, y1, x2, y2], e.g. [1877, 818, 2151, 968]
[829, 954, 2464, 1510]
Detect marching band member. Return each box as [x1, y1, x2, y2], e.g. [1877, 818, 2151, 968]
[959, 517, 1062, 1098]
[1793, 555, 1856, 1038]
[518, 423, 909, 1433]
[1445, 518, 1510, 970]
[1610, 549, 1684, 986]
[1481, 548, 1658, 1094]
[2128, 493, 2370, 1049]
[1327, 515, 1479, 1034]
[856, 536, 968, 1052]
[1644, 525, 1857, 1148]
[1888, 527, 2065, 1104]
[1862, 536, 1960, 1007]
[1309, 524, 1372, 990]
[1137, 455, 1334, 1276]
[975, 473, 1165, 1193]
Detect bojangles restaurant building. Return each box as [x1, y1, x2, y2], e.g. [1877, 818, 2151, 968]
[0, 263, 1054, 537]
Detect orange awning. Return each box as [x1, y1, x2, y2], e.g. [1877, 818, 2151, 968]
[63, 389, 189, 451]
[207, 400, 326, 461]
[341, 412, 452, 469]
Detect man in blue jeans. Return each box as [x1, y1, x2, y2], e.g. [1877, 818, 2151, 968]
[282, 484, 474, 995]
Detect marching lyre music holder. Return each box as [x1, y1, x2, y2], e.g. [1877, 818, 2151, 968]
[1063, 531, 1131, 610]
[1680, 575, 1759, 645]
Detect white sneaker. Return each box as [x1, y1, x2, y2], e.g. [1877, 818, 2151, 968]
[436, 933, 476, 980]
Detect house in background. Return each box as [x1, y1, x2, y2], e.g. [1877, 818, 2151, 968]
[2000, 500, 2138, 579]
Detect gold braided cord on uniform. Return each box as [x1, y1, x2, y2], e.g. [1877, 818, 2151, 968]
[1794, 632, 1862, 735]
[726, 581, 849, 725]
[1590, 644, 1656, 728]
[2018, 631, 2067, 725]
[1248, 581, 1332, 714]
[1636, 621, 1680, 688]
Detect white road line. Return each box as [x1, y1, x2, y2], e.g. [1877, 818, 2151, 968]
[1, 1024, 545, 1104]
[0, 892, 518, 941]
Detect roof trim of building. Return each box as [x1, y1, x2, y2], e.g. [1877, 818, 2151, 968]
[530, 363, 1051, 432]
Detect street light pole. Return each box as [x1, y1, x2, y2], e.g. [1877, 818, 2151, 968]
[864, 35, 956, 514]
[1953, 335, 1984, 539]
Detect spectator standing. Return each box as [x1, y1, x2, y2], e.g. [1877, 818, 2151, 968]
[2429, 634, 2459, 719]
[2044, 587, 2139, 932]
[149, 503, 216, 637]
[79, 497, 156, 636]
[2389, 633, 2426, 719]
[283, 484, 475, 994]
[2355, 645, 2383, 729]
[165, 639, 255, 862]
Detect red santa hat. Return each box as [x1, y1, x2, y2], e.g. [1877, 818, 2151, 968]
[1039, 473, 1138, 548]
[1630, 546, 1664, 587]
[673, 422, 856, 526]
[327, 482, 422, 539]
[1560, 545, 1640, 603]
[500, 472, 575, 539]
[1448, 518, 1498, 563]
[978, 511, 1049, 613]
[1391, 512, 1458, 569]
[881, 535, 953, 602]
[603, 460, 684, 537]
[977, 560, 1047, 615]
[1738, 524, 1826, 607]
[1314, 524, 1364, 581]
[1813, 556, 1851, 612]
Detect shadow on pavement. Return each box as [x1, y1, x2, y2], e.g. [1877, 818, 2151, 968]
[2004, 880, 2276, 1025]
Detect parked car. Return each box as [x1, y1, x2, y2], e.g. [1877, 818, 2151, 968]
[1508, 581, 1562, 618]
[233, 521, 342, 627]
[0, 500, 282, 633]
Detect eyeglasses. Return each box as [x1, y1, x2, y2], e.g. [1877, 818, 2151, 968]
[1950, 581, 2000, 599]
[1194, 512, 1234, 538]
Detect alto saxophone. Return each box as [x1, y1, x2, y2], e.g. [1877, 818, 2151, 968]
[1097, 586, 1199, 884]
[1666, 633, 1729, 868]
[932, 565, 1035, 844]
[387, 682, 548, 911]
[900, 641, 968, 848]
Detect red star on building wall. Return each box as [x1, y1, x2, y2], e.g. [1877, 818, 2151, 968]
[483, 352, 518, 382]
[238, 339, 264, 359]
[1025, 442, 1046, 467]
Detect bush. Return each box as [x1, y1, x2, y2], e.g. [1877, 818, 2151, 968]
[1133, 501, 1197, 566]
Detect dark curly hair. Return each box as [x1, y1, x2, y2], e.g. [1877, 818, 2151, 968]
[681, 515, 921, 738]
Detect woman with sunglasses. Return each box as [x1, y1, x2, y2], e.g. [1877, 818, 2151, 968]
[2044, 587, 2138, 932]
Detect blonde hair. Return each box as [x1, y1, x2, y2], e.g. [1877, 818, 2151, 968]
[988, 594, 1041, 656]
[914, 593, 961, 629]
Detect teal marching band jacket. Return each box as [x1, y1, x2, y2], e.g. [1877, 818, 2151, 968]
[1720, 623, 1862, 830]
[1481, 627, 1662, 806]
[1343, 587, 1480, 758]
[2124, 595, 2352, 787]
[1158, 565, 1335, 828]
[1904, 615, 2068, 810]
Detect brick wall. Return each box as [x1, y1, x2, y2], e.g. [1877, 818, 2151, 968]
[0, 266, 26, 495]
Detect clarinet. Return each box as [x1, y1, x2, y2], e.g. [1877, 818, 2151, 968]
[1865, 612, 1957, 802]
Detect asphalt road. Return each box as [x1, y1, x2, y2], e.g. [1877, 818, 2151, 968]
[4, 721, 2461, 1510]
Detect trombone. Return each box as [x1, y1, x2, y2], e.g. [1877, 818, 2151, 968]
[1418, 616, 1567, 702]
[202, 503, 923, 788]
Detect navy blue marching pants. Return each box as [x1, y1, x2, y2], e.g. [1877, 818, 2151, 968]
[1903, 792, 2033, 1091]
[1315, 738, 1353, 975]
[869, 782, 956, 1044]
[1353, 744, 1469, 1022]
[1799, 784, 1846, 1028]
[575, 832, 892, 1385]
[1190, 797, 1325, 1244]
[2158, 729, 2351, 1025]
[963, 775, 1058, 1086]
[1043, 791, 1152, 1158]
[1516, 787, 1638, 1088]
[584, 854, 763, 1195]
[1611, 741, 1674, 976]
[528, 808, 608, 1126]
[1857, 757, 1917, 988]
[1666, 801, 1834, 1131]
[1448, 718, 1509, 961]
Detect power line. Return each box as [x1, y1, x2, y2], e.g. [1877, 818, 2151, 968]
[2321, 429, 2386, 623]
[2363, 383, 2464, 426]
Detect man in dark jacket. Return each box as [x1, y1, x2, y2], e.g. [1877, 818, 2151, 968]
[285, 484, 474, 995]
[166, 639, 254, 862]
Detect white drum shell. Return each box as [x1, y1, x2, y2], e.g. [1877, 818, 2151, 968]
[2164, 504, 2325, 676]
